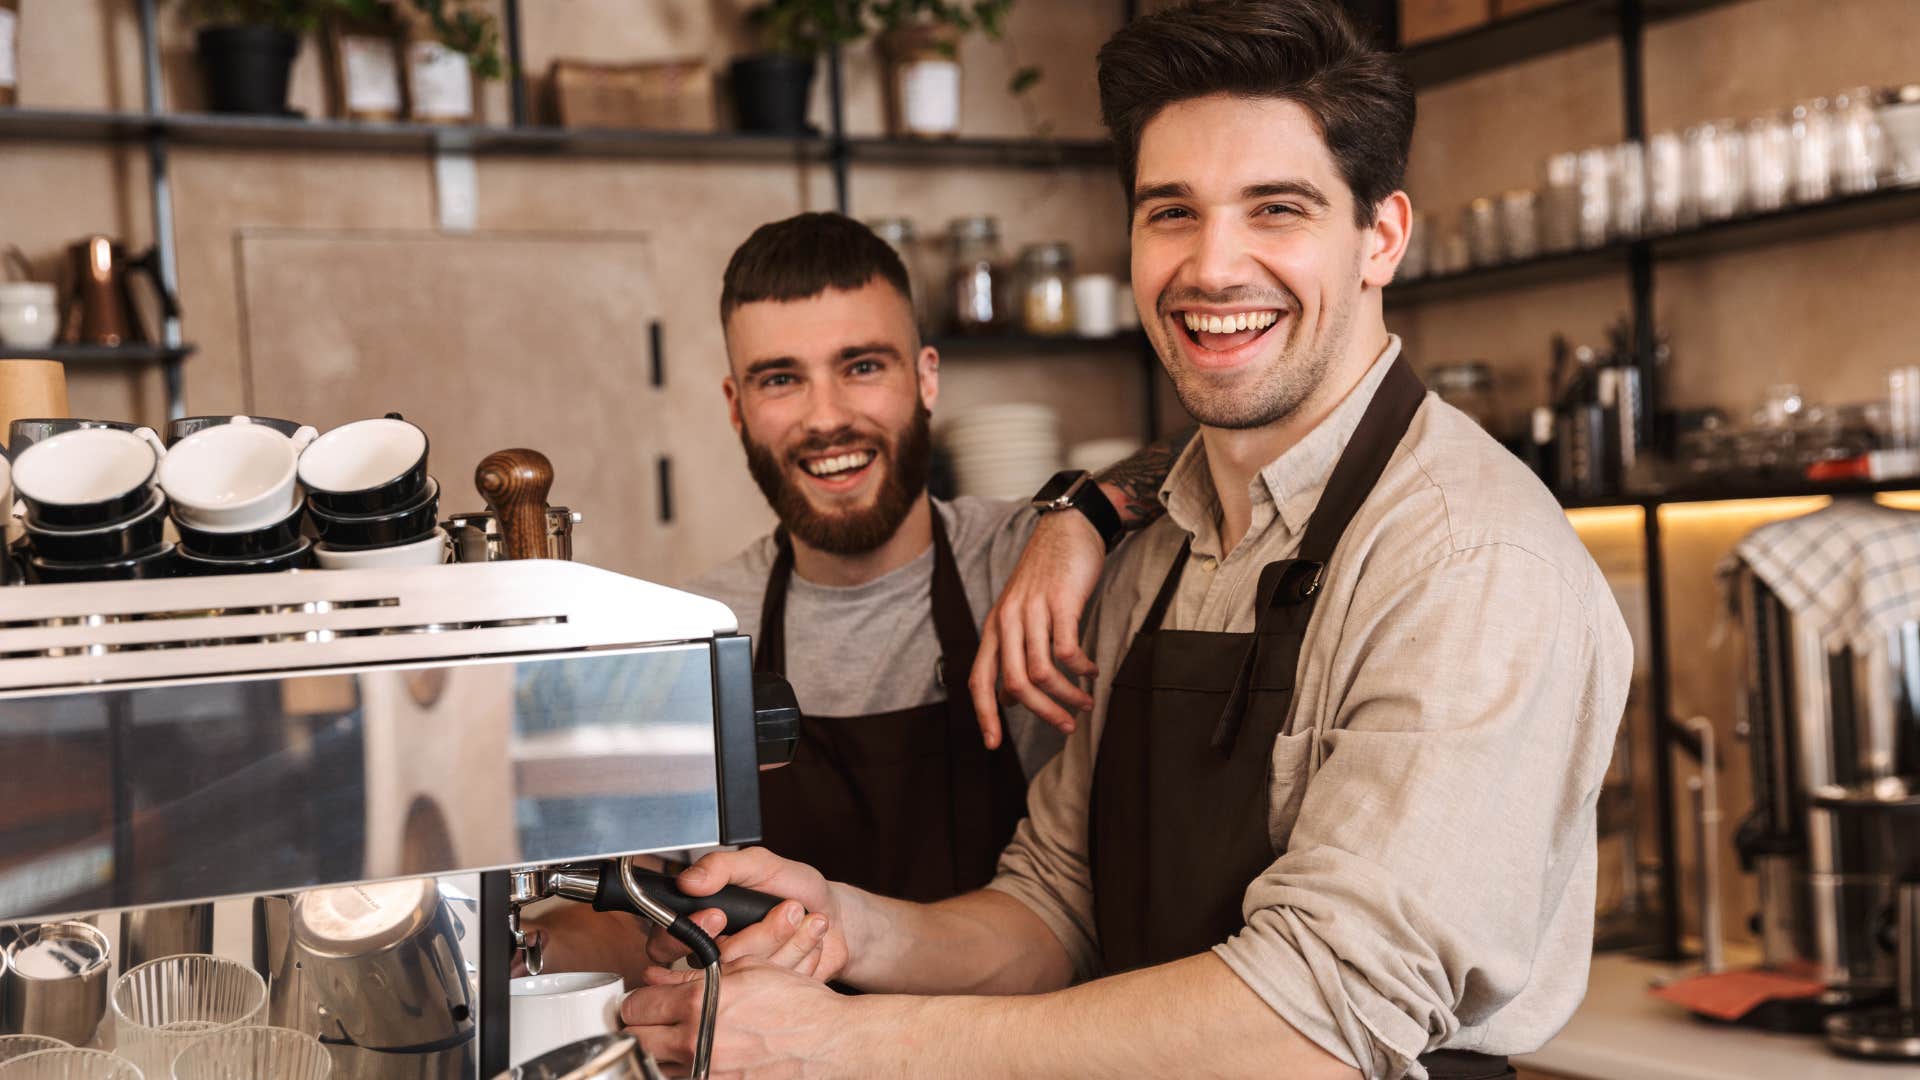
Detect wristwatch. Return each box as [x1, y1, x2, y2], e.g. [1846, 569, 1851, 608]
[1031, 469, 1124, 551]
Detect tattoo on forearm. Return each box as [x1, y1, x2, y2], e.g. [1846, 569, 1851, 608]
[1096, 425, 1197, 530]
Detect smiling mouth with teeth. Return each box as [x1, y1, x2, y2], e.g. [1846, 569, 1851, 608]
[801, 449, 878, 479]
[1174, 308, 1285, 353]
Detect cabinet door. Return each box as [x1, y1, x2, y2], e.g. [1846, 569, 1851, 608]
[237, 230, 685, 580]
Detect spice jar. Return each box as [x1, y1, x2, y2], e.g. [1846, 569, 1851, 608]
[867, 217, 930, 330]
[1016, 242, 1074, 336]
[1428, 361, 1500, 433]
[947, 216, 1008, 335]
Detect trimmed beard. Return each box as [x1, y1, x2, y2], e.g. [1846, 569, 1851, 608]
[741, 402, 932, 555]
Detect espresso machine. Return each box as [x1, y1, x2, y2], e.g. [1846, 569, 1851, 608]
[0, 550, 795, 1076]
[1731, 503, 1920, 1060]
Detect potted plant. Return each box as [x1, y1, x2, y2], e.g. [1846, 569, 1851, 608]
[185, 0, 321, 115]
[329, 0, 502, 122]
[732, 0, 863, 135]
[871, 0, 1038, 139]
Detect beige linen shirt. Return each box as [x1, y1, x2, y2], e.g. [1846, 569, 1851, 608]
[988, 337, 1634, 1080]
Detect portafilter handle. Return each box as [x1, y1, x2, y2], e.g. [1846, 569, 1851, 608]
[476, 448, 554, 560]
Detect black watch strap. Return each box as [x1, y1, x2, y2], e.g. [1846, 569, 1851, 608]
[1033, 469, 1125, 551]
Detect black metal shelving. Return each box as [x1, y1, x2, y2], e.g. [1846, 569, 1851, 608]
[1389, 182, 1920, 306]
[845, 134, 1112, 170]
[931, 331, 1146, 356]
[1399, 0, 1733, 90]
[1561, 475, 1920, 511]
[0, 344, 195, 364]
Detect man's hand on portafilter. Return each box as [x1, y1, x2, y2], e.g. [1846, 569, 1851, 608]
[970, 509, 1104, 746]
[638, 847, 850, 984]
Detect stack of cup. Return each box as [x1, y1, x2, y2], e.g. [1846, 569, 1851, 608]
[299, 417, 448, 569]
[159, 417, 318, 576]
[11, 426, 177, 583]
[0, 1048, 142, 1078]
[107, 954, 266, 1079]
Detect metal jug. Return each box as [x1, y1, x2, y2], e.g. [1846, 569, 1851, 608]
[58, 235, 179, 347]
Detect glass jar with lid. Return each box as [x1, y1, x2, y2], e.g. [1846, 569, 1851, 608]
[866, 217, 930, 330]
[1428, 361, 1500, 433]
[947, 216, 1008, 335]
[1016, 242, 1074, 336]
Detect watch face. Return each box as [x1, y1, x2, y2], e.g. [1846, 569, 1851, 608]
[1033, 470, 1080, 504]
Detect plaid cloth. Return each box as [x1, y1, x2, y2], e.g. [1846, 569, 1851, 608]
[1735, 496, 1920, 656]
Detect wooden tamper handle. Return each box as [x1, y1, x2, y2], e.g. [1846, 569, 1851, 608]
[476, 448, 554, 561]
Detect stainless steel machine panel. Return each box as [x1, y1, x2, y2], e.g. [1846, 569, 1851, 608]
[0, 644, 724, 923]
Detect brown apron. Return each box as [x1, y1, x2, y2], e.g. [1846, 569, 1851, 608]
[754, 508, 1029, 903]
[1088, 357, 1514, 1080]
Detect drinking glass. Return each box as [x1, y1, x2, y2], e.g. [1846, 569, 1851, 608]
[1608, 141, 1647, 239]
[0, 1039, 68, 1065]
[1542, 151, 1581, 252]
[1576, 147, 1613, 247]
[107, 956, 264, 1080]
[1744, 114, 1793, 214]
[1646, 130, 1686, 232]
[1790, 98, 1834, 204]
[1831, 87, 1886, 196]
[168, 1027, 330, 1080]
[0, 1049, 142, 1079]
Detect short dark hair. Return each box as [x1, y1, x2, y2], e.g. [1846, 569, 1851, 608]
[1097, 0, 1415, 226]
[719, 212, 913, 323]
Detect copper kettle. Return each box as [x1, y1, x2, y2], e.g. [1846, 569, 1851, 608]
[58, 235, 180, 347]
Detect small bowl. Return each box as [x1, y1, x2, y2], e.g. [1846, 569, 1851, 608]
[25, 488, 168, 563]
[299, 416, 430, 517]
[315, 527, 448, 570]
[171, 498, 307, 561]
[167, 414, 305, 446]
[306, 477, 439, 550]
[175, 537, 314, 576]
[30, 542, 178, 584]
[12, 427, 165, 528]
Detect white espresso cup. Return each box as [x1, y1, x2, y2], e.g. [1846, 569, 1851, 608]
[159, 416, 319, 532]
[509, 971, 625, 1068]
[314, 527, 450, 570]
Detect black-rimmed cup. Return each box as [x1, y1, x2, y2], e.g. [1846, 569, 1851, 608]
[171, 497, 307, 561]
[30, 542, 178, 584]
[174, 537, 314, 576]
[166, 414, 306, 446]
[6, 418, 140, 459]
[11, 427, 166, 529]
[299, 416, 430, 516]
[26, 488, 168, 563]
[306, 476, 439, 550]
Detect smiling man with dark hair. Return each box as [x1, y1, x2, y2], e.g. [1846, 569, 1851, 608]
[621, 5, 1631, 1078]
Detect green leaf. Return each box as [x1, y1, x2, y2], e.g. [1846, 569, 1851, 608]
[1008, 65, 1040, 95]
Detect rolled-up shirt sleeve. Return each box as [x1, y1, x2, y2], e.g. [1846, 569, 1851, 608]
[1218, 541, 1627, 1078]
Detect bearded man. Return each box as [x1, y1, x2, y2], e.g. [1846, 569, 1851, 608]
[524, 214, 1182, 985]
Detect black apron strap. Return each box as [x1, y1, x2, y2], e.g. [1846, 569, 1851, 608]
[753, 529, 795, 675]
[1138, 538, 1192, 636]
[1211, 355, 1428, 754]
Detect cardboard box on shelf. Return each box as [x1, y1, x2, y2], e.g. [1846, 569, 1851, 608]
[1399, 0, 1494, 45]
[550, 58, 716, 133]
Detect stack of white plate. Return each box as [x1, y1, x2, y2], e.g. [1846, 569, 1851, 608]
[943, 403, 1062, 498]
[1066, 437, 1144, 473]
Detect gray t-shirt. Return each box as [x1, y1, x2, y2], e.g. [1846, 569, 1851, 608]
[687, 497, 1064, 777]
